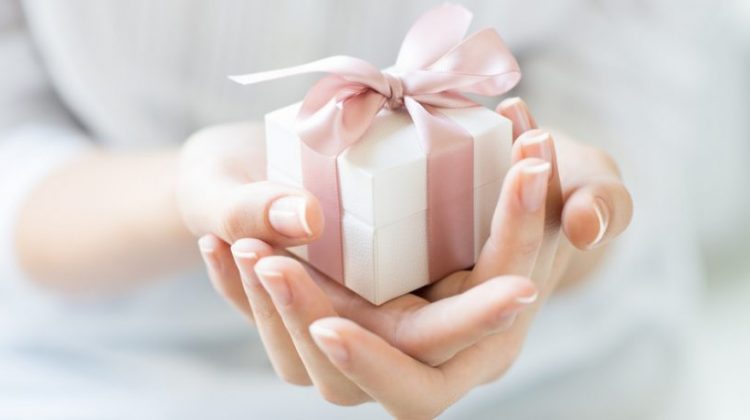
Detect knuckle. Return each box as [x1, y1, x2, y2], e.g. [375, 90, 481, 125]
[401, 339, 444, 367]
[286, 324, 309, 342]
[513, 236, 543, 257]
[490, 230, 542, 258]
[251, 304, 278, 323]
[243, 277, 265, 295]
[218, 197, 257, 242]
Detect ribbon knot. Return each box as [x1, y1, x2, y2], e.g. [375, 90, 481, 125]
[382, 71, 405, 110]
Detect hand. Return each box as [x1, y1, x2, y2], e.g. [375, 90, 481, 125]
[200, 98, 633, 418]
[176, 122, 328, 316]
[177, 122, 326, 245]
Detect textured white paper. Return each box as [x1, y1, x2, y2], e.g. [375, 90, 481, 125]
[266, 102, 512, 304]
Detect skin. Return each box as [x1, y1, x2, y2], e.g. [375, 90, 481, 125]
[15, 97, 632, 418]
[197, 99, 633, 418]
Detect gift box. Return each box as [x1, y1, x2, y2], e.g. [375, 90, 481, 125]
[232, 3, 521, 304]
[266, 103, 512, 304]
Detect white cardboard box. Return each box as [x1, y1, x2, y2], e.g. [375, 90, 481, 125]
[266, 102, 512, 304]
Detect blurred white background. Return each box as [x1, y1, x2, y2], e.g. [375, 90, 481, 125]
[688, 2, 750, 418]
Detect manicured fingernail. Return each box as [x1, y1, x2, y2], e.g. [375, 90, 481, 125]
[509, 98, 534, 134]
[268, 196, 314, 238]
[494, 290, 538, 329]
[310, 324, 349, 364]
[500, 97, 535, 137]
[231, 240, 259, 261]
[519, 131, 553, 163]
[588, 197, 610, 248]
[198, 235, 220, 271]
[515, 290, 539, 304]
[256, 269, 292, 306]
[520, 162, 550, 212]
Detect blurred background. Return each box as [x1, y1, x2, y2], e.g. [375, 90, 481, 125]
[685, 1, 750, 418]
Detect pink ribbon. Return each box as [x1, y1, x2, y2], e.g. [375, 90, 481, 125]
[231, 4, 520, 283]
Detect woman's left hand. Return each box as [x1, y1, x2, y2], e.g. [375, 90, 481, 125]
[199, 98, 632, 418]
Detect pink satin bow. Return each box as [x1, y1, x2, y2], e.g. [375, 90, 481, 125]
[231, 3, 521, 285]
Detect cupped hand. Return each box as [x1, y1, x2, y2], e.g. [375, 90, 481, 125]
[198, 98, 633, 418]
[177, 122, 325, 247]
[176, 122, 329, 317]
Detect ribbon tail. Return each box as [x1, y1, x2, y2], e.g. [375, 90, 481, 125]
[405, 98, 475, 281]
[300, 145, 346, 283]
[299, 90, 387, 284]
[229, 55, 388, 92]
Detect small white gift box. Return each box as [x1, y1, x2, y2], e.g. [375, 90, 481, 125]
[232, 3, 522, 304]
[266, 103, 512, 304]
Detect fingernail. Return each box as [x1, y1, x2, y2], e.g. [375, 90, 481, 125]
[309, 324, 349, 364]
[515, 290, 539, 304]
[520, 162, 550, 212]
[268, 196, 314, 238]
[198, 235, 220, 271]
[510, 98, 533, 135]
[500, 97, 534, 137]
[588, 197, 610, 248]
[231, 240, 259, 261]
[494, 290, 538, 329]
[519, 131, 553, 163]
[256, 269, 292, 306]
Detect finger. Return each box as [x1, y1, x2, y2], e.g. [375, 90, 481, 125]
[216, 181, 325, 245]
[180, 123, 322, 245]
[198, 234, 253, 321]
[231, 239, 311, 386]
[497, 97, 537, 139]
[304, 263, 536, 369]
[392, 276, 537, 366]
[511, 130, 564, 225]
[309, 317, 459, 419]
[512, 129, 565, 287]
[254, 256, 369, 405]
[463, 157, 551, 289]
[562, 178, 633, 249]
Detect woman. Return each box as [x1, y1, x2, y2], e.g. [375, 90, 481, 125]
[0, 0, 706, 418]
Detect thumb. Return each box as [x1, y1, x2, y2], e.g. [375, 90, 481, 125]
[212, 180, 324, 245]
[177, 122, 324, 246]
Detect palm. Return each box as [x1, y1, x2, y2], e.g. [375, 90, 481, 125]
[287, 154, 562, 366]
[199, 99, 632, 418]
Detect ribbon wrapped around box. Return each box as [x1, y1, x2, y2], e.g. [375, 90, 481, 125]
[231, 4, 521, 304]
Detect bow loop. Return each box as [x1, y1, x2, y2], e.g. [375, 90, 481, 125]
[395, 3, 473, 70]
[229, 3, 523, 289]
[229, 4, 521, 154]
